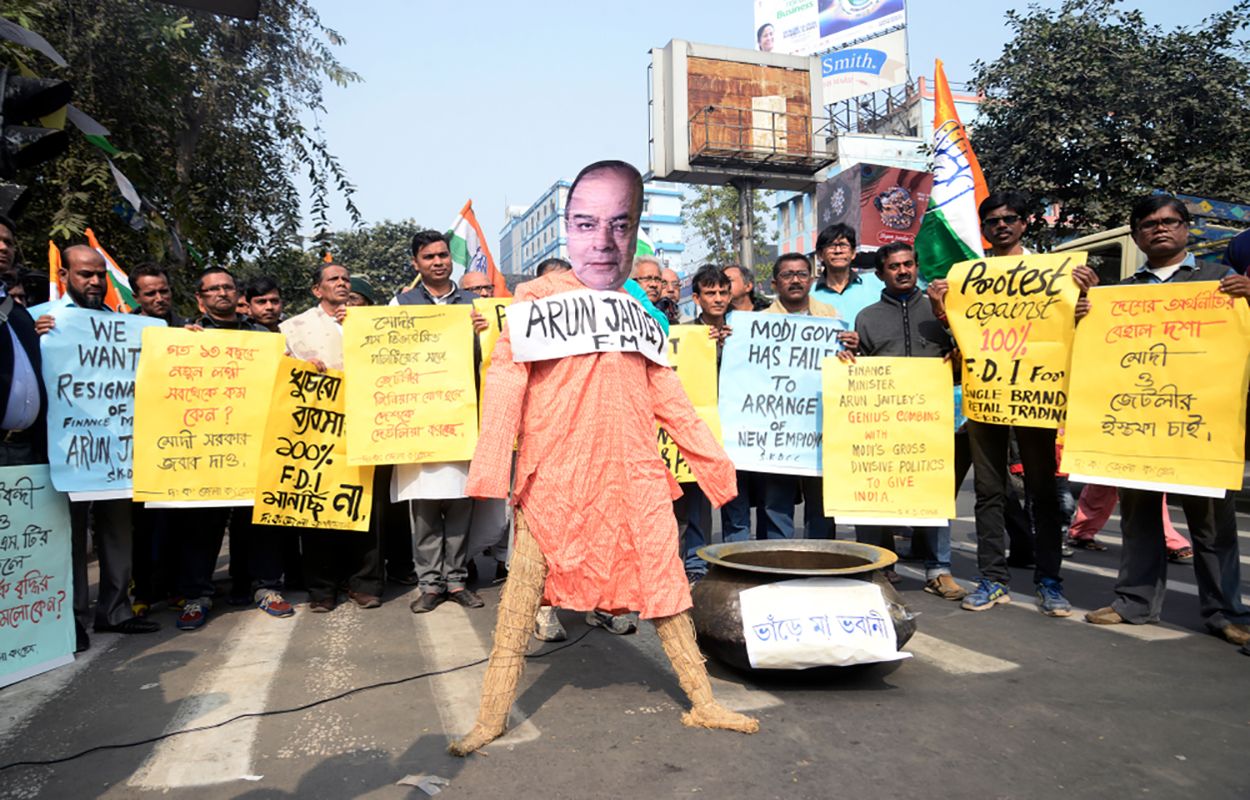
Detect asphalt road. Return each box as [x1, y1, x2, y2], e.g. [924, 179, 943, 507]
[2, 487, 1248, 800]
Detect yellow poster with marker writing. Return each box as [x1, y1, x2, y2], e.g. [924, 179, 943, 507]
[1060, 282, 1250, 495]
[822, 356, 955, 523]
[658, 325, 722, 482]
[342, 305, 477, 465]
[253, 357, 374, 531]
[945, 253, 1083, 428]
[474, 297, 512, 393]
[133, 328, 284, 505]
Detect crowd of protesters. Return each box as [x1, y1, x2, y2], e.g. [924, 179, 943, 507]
[0, 188, 1247, 660]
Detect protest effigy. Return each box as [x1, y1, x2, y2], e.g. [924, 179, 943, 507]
[659, 325, 721, 482]
[0, 465, 74, 688]
[945, 253, 1083, 428]
[821, 356, 955, 524]
[132, 327, 284, 505]
[39, 308, 165, 497]
[719, 311, 845, 475]
[342, 305, 477, 465]
[253, 357, 374, 530]
[1061, 282, 1250, 495]
[508, 288, 668, 366]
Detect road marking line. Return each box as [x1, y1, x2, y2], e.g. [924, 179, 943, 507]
[128, 610, 300, 789]
[906, 631, 1019, 675]
[409, 602, 540, 747]
[895, 565, 1193, 642]
[0, 633, 120, 748]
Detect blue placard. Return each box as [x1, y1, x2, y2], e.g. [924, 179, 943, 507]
[40, 307, 166, 493]
[0, 464, 74, 687]
[718, 311, 845, 476]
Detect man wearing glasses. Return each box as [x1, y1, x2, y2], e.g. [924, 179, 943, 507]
[461, 271, 494, 298]
[760, 253, 840, 540]
[810, 222, 882, 341]
[1085, 195, 1250, 648]
[929, 191, 1098, 617]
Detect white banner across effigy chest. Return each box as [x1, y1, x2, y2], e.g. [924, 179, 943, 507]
[508, 289, 669, 366]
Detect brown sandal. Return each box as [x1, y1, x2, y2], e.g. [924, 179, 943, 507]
[1168, 546, 1194, 563]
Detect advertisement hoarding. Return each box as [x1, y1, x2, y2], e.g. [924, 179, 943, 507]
[816, 162, 933, 251]
[820, 28, 907, 104]
[756, 0, 905, 57]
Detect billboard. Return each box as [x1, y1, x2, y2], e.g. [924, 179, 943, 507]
[820, 29, 907, 104]
[816, 162, 933, 251]
[756, 0, 905, 57]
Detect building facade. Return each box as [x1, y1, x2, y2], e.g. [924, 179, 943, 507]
[499, 179, 687, 277]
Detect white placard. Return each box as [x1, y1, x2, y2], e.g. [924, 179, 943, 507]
[508, 289, 668, 367]
[738, 576, 911, 669]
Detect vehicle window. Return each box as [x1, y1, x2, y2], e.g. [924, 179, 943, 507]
[1083, 243, 1123, 286]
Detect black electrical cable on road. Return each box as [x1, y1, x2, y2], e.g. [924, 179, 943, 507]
[0, 628, 594, 773]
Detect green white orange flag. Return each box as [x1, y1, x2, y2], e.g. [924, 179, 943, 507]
[447, 200, 509, 298]
[84, 228, 135, 312]
[914, 60, 989, 281]
[635, 227, 656, 257]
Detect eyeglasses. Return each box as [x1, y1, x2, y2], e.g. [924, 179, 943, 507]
[636, 276, 661, 284]
[466, 285, 493, 295]
[1136, 217, 1186, 233]
[981, 214, 1023, 228]
[822, 242, 852, 252]
[776, 271, 811, 281]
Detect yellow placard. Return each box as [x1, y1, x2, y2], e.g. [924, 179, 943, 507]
[133, 327, 284, 504]
[342, 305, 478, 465]
[821, 356, 955, 521]
[475, 297, 512, 393]
[252, 357, 374, 531]
[658, 325, 722, 482]
[1060, 282, 1250, 492]
[945, 253, 1083, 428]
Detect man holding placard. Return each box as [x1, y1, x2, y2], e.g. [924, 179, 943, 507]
[1077, 196, 1250, 646]
[34, 245, 160, 639]
[396, 231, 487, 614]
[928, 191, 1098, 617]
[848, 242, 964, 599]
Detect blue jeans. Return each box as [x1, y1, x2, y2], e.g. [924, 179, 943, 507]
[674, 483, 712, 574]
[720, 471, 758, 543]
[761, 474, 832, 539]
[857, 524, 952, 580]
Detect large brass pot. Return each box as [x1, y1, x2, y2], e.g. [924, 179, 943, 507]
[690, 540, 916, 671]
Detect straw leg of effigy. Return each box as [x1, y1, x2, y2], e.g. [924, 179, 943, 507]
[653, 611, 759, 734]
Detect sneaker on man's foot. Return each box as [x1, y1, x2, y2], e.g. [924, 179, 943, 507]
[923, 574, 967, 601]
[256, 590, 295, 618]
[960, 579, 1011, 612]
[1035, 578, 1072, 617]
[534, 606, 567, 642]
[177, 600, 209, 631]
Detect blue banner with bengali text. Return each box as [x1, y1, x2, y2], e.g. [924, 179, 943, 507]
[0, 464, 74, 687]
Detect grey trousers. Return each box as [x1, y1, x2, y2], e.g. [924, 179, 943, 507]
[412, 497, 473, 593]
[71, 499, 135, 630]
[1113, 489, 1248, 628]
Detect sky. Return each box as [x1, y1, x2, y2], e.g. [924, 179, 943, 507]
[306, 0, 1232, 245]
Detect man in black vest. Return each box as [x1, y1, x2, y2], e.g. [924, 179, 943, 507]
[1085, 195, 1250, 647]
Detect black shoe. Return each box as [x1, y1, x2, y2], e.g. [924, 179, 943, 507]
[75, 622, 89, 653]
[409, 591, 445, 614]
[447, 588, 485, 608]
[95, 617, 161, 634]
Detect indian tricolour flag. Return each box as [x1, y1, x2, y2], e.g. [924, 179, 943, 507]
[635, 227, 655, 257]
[85, 228, 135, 312]
[914, 59, 989, 281]
[447, 200, 510, 297]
